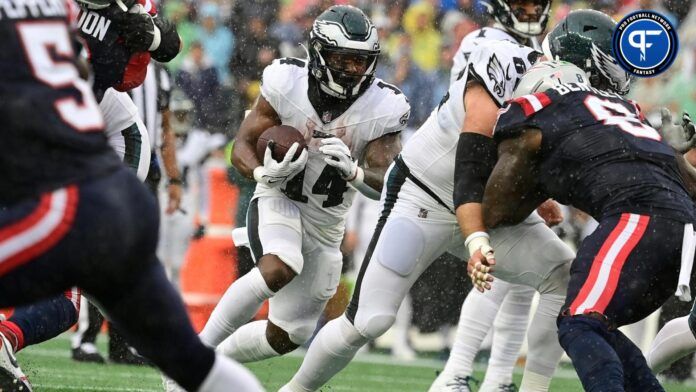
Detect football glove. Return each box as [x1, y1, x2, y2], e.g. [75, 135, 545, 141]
[319, 137, 358, 180]
[253, 142, 308, 188]
[117, 11, 161, 53]
[660, 108, 696, 153]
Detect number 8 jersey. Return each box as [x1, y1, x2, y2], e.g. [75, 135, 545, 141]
[255, 57, 410, 245]
[0, 0, 121, 205]
[494, 83, 696, 223]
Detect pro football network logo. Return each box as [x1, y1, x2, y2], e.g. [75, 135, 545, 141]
[613, 10, 678, 77]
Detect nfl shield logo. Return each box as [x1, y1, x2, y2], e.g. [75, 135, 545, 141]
[322, 111, 332, 123]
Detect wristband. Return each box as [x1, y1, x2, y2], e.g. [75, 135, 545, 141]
[348, 167, 380, 200]
[465, 231, 490, 256]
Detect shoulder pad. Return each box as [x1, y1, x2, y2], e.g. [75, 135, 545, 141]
[370, 79, 411, 136]
[260, 58, 307, 109]
[467, 41, 540, 107]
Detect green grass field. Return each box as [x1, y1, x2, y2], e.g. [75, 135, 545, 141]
[15, 336, 696, 391]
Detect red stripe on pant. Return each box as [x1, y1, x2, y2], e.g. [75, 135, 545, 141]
[64, 287, 81, 314]
[0, 186, 79, 276]
[569, 213, 649, 315]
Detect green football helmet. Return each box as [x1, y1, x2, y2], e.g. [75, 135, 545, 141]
[542, 9, 633, 95]
[308, 5, 379, 100]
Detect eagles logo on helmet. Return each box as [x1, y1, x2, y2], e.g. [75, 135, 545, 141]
[542, 9, 633, 95]
[308, 5, 380, 100]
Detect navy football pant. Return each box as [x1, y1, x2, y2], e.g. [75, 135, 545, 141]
[558, 213, 686, 392]
[0, 168, 213, 391]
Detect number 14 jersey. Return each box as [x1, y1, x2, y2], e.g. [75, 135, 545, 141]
[255, 58, 410, 245]
[494, 84, 695, 222]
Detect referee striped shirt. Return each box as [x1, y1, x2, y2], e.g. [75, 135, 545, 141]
[129, 62, 172, 152]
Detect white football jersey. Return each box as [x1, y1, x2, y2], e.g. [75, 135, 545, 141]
[400, 40, 538, 212]
[450, 27, 540, 85]
[255, 57, 410, 245]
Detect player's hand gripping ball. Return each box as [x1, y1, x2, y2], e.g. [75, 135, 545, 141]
[253, 125, 308, 188]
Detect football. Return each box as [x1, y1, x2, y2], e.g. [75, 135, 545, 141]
[256, 125, 307, 162]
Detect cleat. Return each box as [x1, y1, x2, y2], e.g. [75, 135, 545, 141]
[0, 334, 32, 391]
[480, 383, 518, 392]
[429, 372, 478, 392]
[72, 343, 106, 364]
[161, 374, 186, 392]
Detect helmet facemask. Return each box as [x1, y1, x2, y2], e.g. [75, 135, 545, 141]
[484, 0, 551, 38]
[311, 42, 378, 99]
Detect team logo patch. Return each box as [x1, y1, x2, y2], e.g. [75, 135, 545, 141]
[486, 54, 511, 98]
[613, 10, 678, 77]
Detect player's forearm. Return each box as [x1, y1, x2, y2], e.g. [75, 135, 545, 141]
[456, 203, 487, 239]
[160, 114, 180, 180]
[362, 166, 386, 192]
[231, 140, 261, 179]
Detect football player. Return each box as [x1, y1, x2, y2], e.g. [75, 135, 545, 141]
[433, 0, 554, 389]
[0, 0, 182, 381]
[0, 0, 261, 391]
[482, 56, 694, 391]
[280, 29, 571, 392]
[194, 3, 409, 372]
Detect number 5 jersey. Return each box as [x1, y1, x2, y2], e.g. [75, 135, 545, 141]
[254, 57, 410, 245]
[0, 0, 121, 205]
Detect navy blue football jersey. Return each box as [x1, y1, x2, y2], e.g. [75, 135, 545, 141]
[76, 0, 156, 99]
[494, 83, 695, 222]
[0, 0, 121, 204]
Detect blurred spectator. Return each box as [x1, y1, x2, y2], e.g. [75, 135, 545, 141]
[229, 0, 280, 40]
[402, 2, 442, 73]
[163, 0, 198, 73]
[176, 41, 220, 129]
[270, 5, 306, 58]
[197, 3, 235, 84]
[230, 16, 280, 106]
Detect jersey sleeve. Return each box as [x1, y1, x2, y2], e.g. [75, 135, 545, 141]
[260, 58, 304, 117]
[466, 41, 540, 107]
[493, 90, 558, 142]
[369, 81, 411, 141]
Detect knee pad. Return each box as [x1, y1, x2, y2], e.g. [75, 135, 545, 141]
[539, 262, 570, 296]
[286, 324, 315, 346]
[377, 217, 424, 276]
[353, 313, 396, 341]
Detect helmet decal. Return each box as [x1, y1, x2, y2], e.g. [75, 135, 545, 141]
[590, 43, 632, 95]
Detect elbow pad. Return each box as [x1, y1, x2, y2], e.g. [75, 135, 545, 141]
[150, 17, 181, 62]
[453, 132, 497, 208]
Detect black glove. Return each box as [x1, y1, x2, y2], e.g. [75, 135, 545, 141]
[118, 12, 160, 53]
